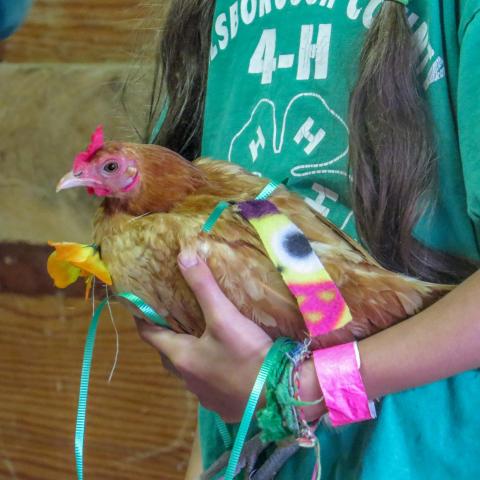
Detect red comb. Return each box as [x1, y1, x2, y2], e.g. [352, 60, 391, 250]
[73, 125, 104, 172]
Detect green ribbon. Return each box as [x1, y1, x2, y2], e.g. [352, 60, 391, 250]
[201, 180, 280, 234]
[215, 413, 233, 450]
[75, 179, 281, 479]
[223, 338, 296, 480]
[148, 107, 168, 144]
[255, 180, 280, 201]
[75, 292, 170, 480]
[201, 201, 231, 234]
[75, 295, 294, 480]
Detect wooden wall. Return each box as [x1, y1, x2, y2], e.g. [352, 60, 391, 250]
[2, 0, 164, 63]
[0, 2, 198, 479]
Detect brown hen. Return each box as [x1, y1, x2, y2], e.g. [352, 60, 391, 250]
[56, 135, 452, 346]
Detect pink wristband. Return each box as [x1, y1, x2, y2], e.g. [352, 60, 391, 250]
[313, 342, 376, 427]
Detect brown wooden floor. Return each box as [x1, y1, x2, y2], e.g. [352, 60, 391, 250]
[0, 294, 196, 479]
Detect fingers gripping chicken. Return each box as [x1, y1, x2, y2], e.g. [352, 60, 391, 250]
[57, 127, 451, 347]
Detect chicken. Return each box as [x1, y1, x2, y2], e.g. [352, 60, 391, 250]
[56, 126, 452, 347]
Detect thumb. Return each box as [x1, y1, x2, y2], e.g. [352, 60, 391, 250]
[135, 316, 191, 360]
[177, 251, 237, 322]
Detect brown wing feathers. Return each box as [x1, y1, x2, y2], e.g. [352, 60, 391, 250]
[94, 158, 452, 345]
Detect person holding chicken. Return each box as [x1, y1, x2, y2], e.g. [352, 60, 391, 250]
[140, 1, 480, 478]
[52, 0, 480, 478]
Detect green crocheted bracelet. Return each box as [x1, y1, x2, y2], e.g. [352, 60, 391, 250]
[256, 342, 323, 444]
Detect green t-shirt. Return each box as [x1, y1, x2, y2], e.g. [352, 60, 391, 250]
[200, 0, 480, 478]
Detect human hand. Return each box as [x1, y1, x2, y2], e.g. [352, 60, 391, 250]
[135, 252, 273, 422]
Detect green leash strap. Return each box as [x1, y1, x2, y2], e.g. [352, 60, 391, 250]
[75, 292, 170, 480]
[202, 201, 231, 234]
[255, 180, 280, 201]
[215, 413, 233, 451]
[201, 180, 280, 234]
[223, 338, 297, 480]
[75, 179, 281, 478]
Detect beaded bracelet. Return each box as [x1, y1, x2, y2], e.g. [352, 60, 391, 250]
[291, 346, 323, 448]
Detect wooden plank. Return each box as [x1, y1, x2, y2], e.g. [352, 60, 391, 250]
[1, 0, 165, 63]
[0, 242, 86, 296]
[0, 294, 197, 479]
[0, 242, 117, 297]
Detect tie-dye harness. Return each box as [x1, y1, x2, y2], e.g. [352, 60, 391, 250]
[235, 199, 352, 337]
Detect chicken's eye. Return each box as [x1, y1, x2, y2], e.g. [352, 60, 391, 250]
[103, 161, 118, 173]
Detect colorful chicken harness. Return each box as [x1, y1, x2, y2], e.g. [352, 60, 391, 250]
[235, 199, 352, 337]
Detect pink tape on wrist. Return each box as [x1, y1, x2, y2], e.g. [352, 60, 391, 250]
[313, 342, 376, 427]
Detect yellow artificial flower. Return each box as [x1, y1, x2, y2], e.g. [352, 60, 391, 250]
[47, 241, 112, 298]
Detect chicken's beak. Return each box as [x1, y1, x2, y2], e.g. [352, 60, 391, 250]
[56, 170, 99, 192]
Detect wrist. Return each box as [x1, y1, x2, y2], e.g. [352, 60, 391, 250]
[256, 341, 273, 410]
[313, 342, 376, 427]
[298, 358, 326, 422]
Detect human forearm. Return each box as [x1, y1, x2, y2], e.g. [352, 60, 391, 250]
[301, 270, 480, 421]
[359, 269, 480, 399]
[138, 255, 480, 425]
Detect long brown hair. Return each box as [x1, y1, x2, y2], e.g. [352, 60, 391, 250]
[348, 2, 476, 283]
[139, 0, 476, 283]
[145, 0, 215, 160]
